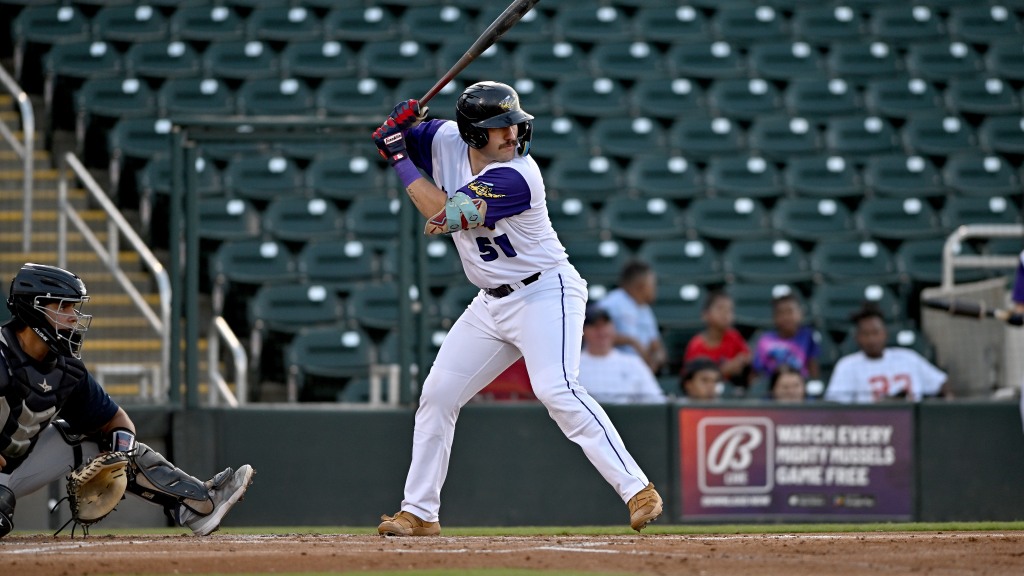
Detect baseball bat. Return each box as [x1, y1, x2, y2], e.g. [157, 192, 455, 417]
[921, 297, 1024, 326]
[419, 0, 541, 105]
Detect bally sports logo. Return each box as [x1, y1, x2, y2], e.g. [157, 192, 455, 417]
[697, 417, 774, 494]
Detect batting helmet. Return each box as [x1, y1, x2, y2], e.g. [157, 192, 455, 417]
[7, 263, 92, 359]
[455, 81, 534, 155]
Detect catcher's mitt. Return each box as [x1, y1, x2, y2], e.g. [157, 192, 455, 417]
[66, 451, 130, 529]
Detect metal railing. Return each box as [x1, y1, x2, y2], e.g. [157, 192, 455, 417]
[208, 316, 247, 407]
[942, 224, 1024, 290]
[0, 63, 34, 253]
[58, 152, 172, 399]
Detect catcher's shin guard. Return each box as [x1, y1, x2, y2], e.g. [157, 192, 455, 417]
[0, 485, 14, 538]
[126, 443, 213, 515]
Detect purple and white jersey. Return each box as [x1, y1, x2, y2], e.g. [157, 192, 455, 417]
[405, 120, 570, 289]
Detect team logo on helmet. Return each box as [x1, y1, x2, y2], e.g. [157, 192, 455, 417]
[498, 95, 516, 111]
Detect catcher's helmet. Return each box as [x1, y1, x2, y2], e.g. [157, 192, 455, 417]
[7, 263, 92, 359]
[455, 81, 534, 155]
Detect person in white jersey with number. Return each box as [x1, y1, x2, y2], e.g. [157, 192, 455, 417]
[825, 304, 950, 403]
[370, 81, 663, 536]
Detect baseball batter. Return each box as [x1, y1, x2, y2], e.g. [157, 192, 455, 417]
[0, 263, 254, 537]
[371, 82, 663, 536]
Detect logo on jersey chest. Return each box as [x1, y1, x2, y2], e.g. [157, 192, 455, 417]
[468, 180, 502, 199]
[38, 378, 51, 392]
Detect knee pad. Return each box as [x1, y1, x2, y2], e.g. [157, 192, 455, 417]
[126, 443, 210, 513]
[0, 485, 14, 538]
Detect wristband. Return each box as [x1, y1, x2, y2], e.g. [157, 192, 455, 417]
[111, 428, 136, 453]
[393, 157, 422, 188]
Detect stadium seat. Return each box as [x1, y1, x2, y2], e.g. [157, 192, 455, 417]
[262, 197, 344, 245]
[589, 117, 667, 159]
[811, 282, 901, 331]
[896, 238, 985, 284]
[74, 77, 158, 163]
[12, 4, 90, 82]
[548, 197, 601, 240]
[197, 197, 261, 242]
[477, 5, 552, 43]
[305, 153, 383, 203]
[977, 116, 1024, 156]
[862, 154, 945, 198]
[823, 115, 899, 158]
[223, 154, 304, 203]
[563, 238, 632, 287]
[138, 154, 223, 238]
[705, 155, 784, 199]
[685, 197, 771, 241]
[863, 78, 944, 119]
[43, 40, 123, 131]
[632, 5, 710, 44]
[209, 238, 299, 326]
[359, 41, 435, 80]
[588, 41, 666, 81]
[724, 239, 813, 284]
[783, 78, 862, 121]
[91, 4, 168, 43]
[856, 197, 942, 240]
[791, 5, 865, 46]
[945, 78, 1021, 116]
[346, 281, 406, 332]
[344, 197, 402, 244]
[157, 77, 234, 116]
[748, 42, 826, 81]
[401, 6, 474, 44]
[436, 284, 481, 327]
[826, 42, 903, 84]
[730, 283, 804, 330]
[868, 6, 944, 47]
[436, 43, 513, 84]
[107, 116, 173, 193]
[783, 155, 861, 199]
[384, 238, 463, 288]
[668, 117, 745, 161]
[316, 78, 393, 118]
[942, 152, 1021, 197]
[707, 78, 783, 120]
[280, 41, 356, 81]
[512, 42, 590, 81]
[941, 196, 1021, 232]
[630, 78, 707, 120]
[552, 76, 629, 119]
[747, 115, 821, 160]
[286, 326, 373, 402]
[651, 282, 706, 331]
[236, 78, 316, 116]
[667, 41, 747, 80]
[527, 116, 589, 160]
[545, 153, 625, 203]
[981, 237, 1024, 258]
[169, 5, 245, 43]
[555, 5, 632, 43]
[809, 239, 900, 284]
[771, 197, 858, 242]
[512, 78, 552, 116]
[712, 5, 789, 42]
[639, 238, 721, 287]
[901, 113, 976, 157]
[297, 239, 377, 291]
[323, 5, 399, 41]
[984, 40, 1024, 82]
[946, 6, 1022, 45]
[247, 6, 322, 42]
[626, 153, 703, 200]
[905, 41, 984, 81]
[599, 195, 684, 241]
[125, 41, 202, 81]
[203, 41, 281, 81]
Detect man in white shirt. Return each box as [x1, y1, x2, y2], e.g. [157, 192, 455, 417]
[579, 306, 667, 405]
[598, 260, 666, 373]
[825, 305, 949, 403]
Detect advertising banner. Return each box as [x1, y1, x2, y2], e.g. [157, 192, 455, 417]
[679, 406, 914, 521]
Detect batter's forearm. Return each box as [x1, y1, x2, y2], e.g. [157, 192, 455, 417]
[405, 179, 448, 219]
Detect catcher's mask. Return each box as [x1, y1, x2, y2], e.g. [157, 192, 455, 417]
[7, 263, 92, 359]
[455, 81, 534, 156]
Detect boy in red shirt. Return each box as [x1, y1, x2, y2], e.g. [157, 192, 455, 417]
[683, 290, 751, 389]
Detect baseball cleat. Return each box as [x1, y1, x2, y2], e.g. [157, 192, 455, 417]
[627, 482, 663, 532]
[181, 464, 255, 536]
[378, 510, 441, 536]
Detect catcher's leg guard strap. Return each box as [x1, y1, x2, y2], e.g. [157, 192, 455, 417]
[126, 443, 212, 514]
[0, 484, 14, 538]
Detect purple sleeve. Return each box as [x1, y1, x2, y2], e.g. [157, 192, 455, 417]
[1013, 251, 1024, 304]
[404, 119, 447, 175]
[458, 166, 532, 227]
[59, 373, 120, 434]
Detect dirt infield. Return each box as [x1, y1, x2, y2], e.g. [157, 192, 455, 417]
[3, 531, 1024, 575]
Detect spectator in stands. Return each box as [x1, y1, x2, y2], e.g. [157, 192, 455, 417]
[598, 260, 665, 374]
[579, 305, 666, 405]
[752, 292, 820, 387]
[683, 290, 751, 389]
[825, 304, 950, 403]
[769, 367, 807, 403]
[680, 357, 722, 403]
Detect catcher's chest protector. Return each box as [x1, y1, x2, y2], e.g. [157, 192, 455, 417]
[0, 328, 87, 470]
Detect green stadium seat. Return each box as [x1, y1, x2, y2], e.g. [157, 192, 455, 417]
[863, 78, 944, 119]
[107, 116, 172, 194]
[297, 239, 377, 291]
[947, 6, 1022, 45]
[730, 283, 804, 330]
[477, 5, 552, 43]
[869, 6, 944, 47]
[359, 41, 435, 80]
[905, 41, 984, 81]
[323, 5, 399, 41]
[667, 41, 747, 80]
[630, 78, 707, 120]
[91, 4, 168, 43]
[236, 78, 316, 116]
[626, 153, 703, 200]
[305, 153, 383, 203]
[347, 281, 407, 332]
[705, 155, 784, 199]
[685, 197, 771, 241]
[124, 41, 202, 81]
[435, 43, 513, 85]
[668, 116, 744, 160]
[262, 197, 344, 245]
[344, 197, 402, 244]
[384, 238, 463, 288]
[589, 41, 666, 81]
[783, 78, 862, 121]
[979, 237, 1022, 258]
[552, 76, 629, 118]
[640, 238, 723, 285]
[12, 4, 90, 82]
[945, 78, 1021, 116]
[811, 282, 901, 331]
[589, 116, 667, 159]
[545, 153, 625, 203]
[707, 78, 783, 120]
[748, 41, 827, 81]
[712, 5, 789, 42]
[203, 41, 281, 81]
[138, 154, 223, 237]
[286, 326, 373, 402]
[548, 197, 601, 240]
[316, 78, 393, 118]
[942, 152, 1021, 197]
[210, 238, 299, 327]
[169, 5, 245, 43]
[512, 41, 590, 82]
[984, 40, 1024, 82]
[43, 40, 123, 132]
[197, 197, 261, 242]
[724, 238, 813, 285]
[856, 197, 942, 240]
[512, 79, 552, 116]
[977, 115, 1024, 156]
[896, 238, 985, 284]
[791, 6, 865, 46]
[157, 77, 234, 116]
[941, 196, 1021, 232]
[862, 154, 945, 198]
[826, 42, 904, 84]
[437, 284, 482, 327]
[246, 6, 322, 42]
[556, 5, 633, 43]
[784, 155, 861, 199]
[652, 282, 706, 331]
[599, 195, 684, 241]
[810, 239, 900, 284]
[74, 77, 158, 163]
[772, 197, 858, 242]
[223, 154, 304, 202]
[901, 113, 975, 157]
[747, 115, 821, 160]
[823, 115, 899, 158]
[632, 5, 710, 44]
[280, 41, 356, 81]
[563, 238, 632, 287]
[401, 6, 475, 44]
[527, 116, 589, 161]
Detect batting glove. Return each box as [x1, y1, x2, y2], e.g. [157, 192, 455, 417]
[372, 118, 409, 165]
[389, 99, 427, 130]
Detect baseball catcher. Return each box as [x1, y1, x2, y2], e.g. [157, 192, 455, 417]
[0, 263, 255, 538]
